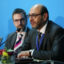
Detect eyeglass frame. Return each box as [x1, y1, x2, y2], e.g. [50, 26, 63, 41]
[13, 18, 26, 23]
[27, 13, 43, 18]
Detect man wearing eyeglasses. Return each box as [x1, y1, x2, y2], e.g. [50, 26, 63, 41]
[18, 4, 64, 61]
[5, 8, 30, 54]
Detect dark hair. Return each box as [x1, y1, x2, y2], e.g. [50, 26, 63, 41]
[41, 6, 49, 21]
[12, 8, 27, 21]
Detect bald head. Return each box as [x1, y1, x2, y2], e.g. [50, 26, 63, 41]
[30, 4, 43, 15]
[32, 4, 43, 11]
[30, 4, 48, 16]
[32, 4, 43, 10]
[29, 4, 49, 29]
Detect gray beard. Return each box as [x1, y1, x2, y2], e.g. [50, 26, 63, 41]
[36, 21, 47, 30]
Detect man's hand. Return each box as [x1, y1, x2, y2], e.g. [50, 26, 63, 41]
[17, 51, 30, 58]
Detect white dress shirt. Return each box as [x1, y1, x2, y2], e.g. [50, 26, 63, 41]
[38, 23, 47, 34]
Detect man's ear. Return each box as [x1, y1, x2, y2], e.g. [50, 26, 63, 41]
[43, 13, 48, 21]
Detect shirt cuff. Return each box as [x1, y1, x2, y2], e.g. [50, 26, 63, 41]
[29, 49, 34, 56]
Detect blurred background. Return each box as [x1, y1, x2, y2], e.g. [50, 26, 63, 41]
[0, 0, 64, 49]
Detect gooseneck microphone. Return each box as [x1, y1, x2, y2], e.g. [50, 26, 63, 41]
[16, 28, 21, 32]
[16, 27, 25, 32]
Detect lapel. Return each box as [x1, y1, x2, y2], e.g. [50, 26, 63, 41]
[31, 29, 39, 49]
[10, 32, 17, 49]
[24, 28, 30, 40]
[41, 21, 51, 50]
[34, 31, 39, 49]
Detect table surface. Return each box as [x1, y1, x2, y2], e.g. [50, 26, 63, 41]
[15, 58, 64, 64]
[0, 55, 64, 64]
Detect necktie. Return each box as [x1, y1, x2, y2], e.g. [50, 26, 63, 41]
[14, 34, 23, 51]
[36, 32, 45, 51]
[38, 32, 42, 44]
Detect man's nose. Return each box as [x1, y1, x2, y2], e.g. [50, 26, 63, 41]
[19, 20, 22, 25]
[29, 16, 34, 21]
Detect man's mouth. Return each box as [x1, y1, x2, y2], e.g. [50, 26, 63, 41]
[31, 21, 35, 25]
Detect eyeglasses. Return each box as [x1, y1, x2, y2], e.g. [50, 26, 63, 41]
[14, 18, 25, 23]
[27, 13, 42, 18]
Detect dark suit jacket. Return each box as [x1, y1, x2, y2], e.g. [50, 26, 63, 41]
[5, 28, 30, 53]
[21, 21, 64, 61]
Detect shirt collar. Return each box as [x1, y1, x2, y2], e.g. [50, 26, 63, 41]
[38, 22, 48, 34]
[17, 32, 26, 37]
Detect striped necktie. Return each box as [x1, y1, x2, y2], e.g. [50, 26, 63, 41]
[14, 34, 23, 51]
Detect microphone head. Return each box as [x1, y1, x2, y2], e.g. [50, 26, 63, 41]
[16, 25, 26, 32]
[16, 28, 25, 32]
[16, 28, 21, 32]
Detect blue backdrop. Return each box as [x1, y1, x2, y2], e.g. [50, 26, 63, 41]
[0, 0, 64, 49]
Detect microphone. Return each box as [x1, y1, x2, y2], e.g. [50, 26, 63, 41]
[16, 27, 25, 32]
[16, 28, 21, 32]
[16, 28, 25, 32]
